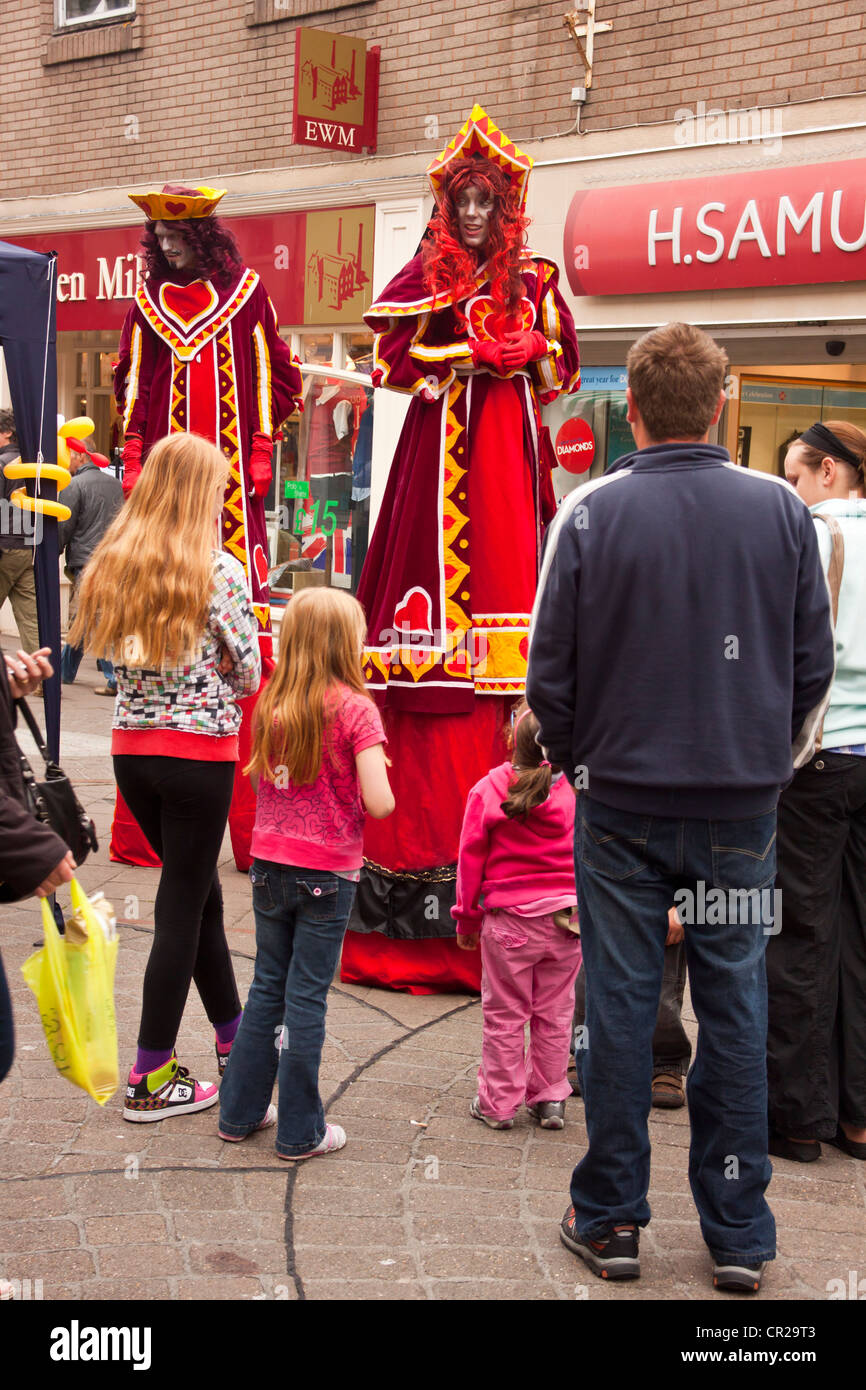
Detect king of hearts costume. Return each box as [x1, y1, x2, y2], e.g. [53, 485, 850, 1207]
[112, 185, 303, 868]
[341, 108, 580, 994]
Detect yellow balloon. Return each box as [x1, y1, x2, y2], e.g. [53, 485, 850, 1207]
[4, 462, 71, 490]
[59, 416, 94, 440]
[57, 437, 70, 469]
[10, 487, 71, 521]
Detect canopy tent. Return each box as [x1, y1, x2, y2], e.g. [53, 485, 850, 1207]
[0, 240, 60, 759]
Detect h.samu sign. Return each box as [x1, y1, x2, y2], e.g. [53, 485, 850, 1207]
[564, 159, 866, 297]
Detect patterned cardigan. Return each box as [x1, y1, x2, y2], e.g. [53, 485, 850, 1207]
[111, 550, 262, 758]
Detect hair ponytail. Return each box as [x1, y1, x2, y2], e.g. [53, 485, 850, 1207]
[501, 700, 553, 820]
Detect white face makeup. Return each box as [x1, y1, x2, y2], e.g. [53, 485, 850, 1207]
[154, 220, 197, 272]
[455, 183, 494, 250]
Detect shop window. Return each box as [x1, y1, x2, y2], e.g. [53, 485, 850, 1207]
[271, 366, 372, 603]
[737, 377, 866, 476]
[56, 0, 135, 25]
[301, 332, 334, 366]
[542, 369, 632, 502]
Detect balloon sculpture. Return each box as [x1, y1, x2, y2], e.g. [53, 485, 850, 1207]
[4, 416, 110, 525]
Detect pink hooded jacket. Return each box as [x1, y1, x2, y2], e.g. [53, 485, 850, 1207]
[451, 761, 577, 933]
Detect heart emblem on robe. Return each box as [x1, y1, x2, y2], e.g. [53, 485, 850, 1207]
[158, 279, 218, 334]
[252, 543, 269, 590]
[466, 295, 534, 343]
[393, 586, 433, 635]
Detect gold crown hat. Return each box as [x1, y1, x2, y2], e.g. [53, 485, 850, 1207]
[426, 104, 533, 211]
[127, 184, 227, 221]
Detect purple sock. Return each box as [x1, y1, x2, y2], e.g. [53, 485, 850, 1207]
[135, 1047, 173, 1076]
[214, 1011, 242, 1048]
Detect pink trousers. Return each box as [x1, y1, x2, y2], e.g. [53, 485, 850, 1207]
[477, 909, 583, 1122]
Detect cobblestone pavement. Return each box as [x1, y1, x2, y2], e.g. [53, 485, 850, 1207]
[1, 671, 865, 1302]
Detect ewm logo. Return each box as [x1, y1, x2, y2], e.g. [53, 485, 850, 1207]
[50, 1321, 152, 1371]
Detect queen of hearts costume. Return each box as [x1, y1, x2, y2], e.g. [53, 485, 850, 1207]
[341, 108, 580, 993]
[112, 184, 303, 868]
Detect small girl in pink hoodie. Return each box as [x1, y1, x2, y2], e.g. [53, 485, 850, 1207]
[454, 701, 582, 1130]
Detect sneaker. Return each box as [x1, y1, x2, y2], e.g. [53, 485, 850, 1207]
[559, 1206, 640, 1279]
[123, 1055, 218, 1122]
[712, 1259, 766, 1293]
[469, 1096, 514, 1130]
[651, 1073, 685, 1109]
[527, 1100, 566, 1130]
[279, 1123, 347, 1160]
[93, 685, 117, 696]
[218, 1103, 277, 1142]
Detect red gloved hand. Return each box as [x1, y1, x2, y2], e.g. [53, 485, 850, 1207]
[500, 330, 548, 370]
[370, 367, 384, 389]
[121, 434, 143, 499]
[471, 339, 507, 374]
[248, 432, 273, 499]
[418, 385, 437, 403]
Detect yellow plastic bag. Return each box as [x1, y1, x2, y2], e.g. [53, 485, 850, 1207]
[21, 878, 119, 1105]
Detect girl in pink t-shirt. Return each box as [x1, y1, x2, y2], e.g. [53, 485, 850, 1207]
[218, 589, 393, 1159]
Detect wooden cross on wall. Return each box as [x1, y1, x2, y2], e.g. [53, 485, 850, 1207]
[564, 2, 613, 90]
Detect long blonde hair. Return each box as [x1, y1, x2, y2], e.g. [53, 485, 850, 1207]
[247, 587, 371, 785]
[69, 433, 229, 668]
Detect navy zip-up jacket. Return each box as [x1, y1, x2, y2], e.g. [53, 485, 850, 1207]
[526, 443, 835, 819]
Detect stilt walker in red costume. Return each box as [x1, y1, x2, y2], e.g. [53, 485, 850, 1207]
[342, 107, 580, 994]
[112, 185, 303, 868]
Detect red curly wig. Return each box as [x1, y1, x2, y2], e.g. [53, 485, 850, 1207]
[140, 217, 245, 289]
[422, 156, 529, 316]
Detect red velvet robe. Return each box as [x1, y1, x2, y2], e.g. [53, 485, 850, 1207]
[342, 251, 580, 993]
[112, 269, 303, 868]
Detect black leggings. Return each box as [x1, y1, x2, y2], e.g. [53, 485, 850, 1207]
[113, 755, 241, 1051]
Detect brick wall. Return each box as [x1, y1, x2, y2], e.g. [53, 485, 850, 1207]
[1, 0, 864, 200]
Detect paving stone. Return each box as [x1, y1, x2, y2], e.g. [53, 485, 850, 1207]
[174, 1276, 272, 1300]
[0, 1218, 82, 1252]
[84, 1214, 169, 1245]
[408, 1186, 523, 1217]
[96, 1242, 186, 1277]
[188, 1242, 287, 1276]
[304, 1279, 425, 1300]
[427, 1279, 561, 1300]
[0, 1179, 71, 1218]
[293, 1215, 406, 1246]
[69, 1173, 161, 1214]
[76, 1279, 174, 1300]
[297, 1248, 416, 1280]
[423, 1248, 543, 1279]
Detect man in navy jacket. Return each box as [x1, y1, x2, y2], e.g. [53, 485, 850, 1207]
[527, 322, 834, 1294]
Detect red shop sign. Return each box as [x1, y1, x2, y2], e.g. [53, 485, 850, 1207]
[564, 159, 866, 297]
[555, 416, 595, 473]
[10, 204, 373, 332]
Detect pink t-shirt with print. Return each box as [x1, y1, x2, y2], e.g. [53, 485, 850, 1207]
[250, 685, 386, 872]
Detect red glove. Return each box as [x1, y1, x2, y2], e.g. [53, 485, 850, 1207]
[500, 330, 548, 370]
[418, 385, 437, 404]
[121, 434, 143, 499]
[370, 367, 384, 389]
[471, 339, 507, 374]
[248, 432, 273, 499]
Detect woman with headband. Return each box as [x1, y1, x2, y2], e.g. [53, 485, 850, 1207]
[768, 419, 866, 1162]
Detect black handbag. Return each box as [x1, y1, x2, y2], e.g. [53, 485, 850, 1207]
[14, 697, 98, 866]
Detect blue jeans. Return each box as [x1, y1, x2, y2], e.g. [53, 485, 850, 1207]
[572, 795, 777, 1264]
[219, 860, 355, 1156]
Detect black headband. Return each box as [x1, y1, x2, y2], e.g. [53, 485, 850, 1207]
[799, 422, 862, 470]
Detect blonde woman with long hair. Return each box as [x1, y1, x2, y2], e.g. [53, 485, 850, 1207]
[218, 587, 393, 1158]
[70, 433, 261, 1121]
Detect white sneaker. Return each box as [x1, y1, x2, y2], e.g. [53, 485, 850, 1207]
[280, 1123, 347, 1160]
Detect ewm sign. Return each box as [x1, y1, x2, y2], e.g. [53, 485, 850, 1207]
[292, 27, 379, 153]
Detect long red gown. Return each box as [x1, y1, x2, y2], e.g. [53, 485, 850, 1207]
[341, 251, 580, 993]
[111, 268, 303, 868]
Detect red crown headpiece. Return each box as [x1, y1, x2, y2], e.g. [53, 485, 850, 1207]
[427, 105, 533, 211]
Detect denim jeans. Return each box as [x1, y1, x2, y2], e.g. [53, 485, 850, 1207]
[219, 860, 355, 1156]
[573, 939, 691, 1076]
[572, 795, 777, 1264]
